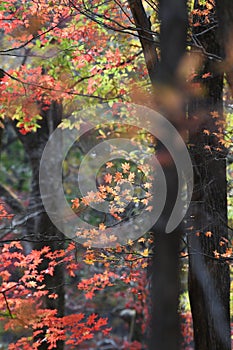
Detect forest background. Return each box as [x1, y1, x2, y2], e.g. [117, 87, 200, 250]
[0, 0, 233, 349]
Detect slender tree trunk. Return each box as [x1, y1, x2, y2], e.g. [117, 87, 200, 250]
[188, 2, 231, 349]
[128, 1, 188, 349]
[14, 102, 65, 350]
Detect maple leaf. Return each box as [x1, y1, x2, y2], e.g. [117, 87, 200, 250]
[81, 197, 90, 206]
[8, 241, 23, 250]
[114, 171, 123, 182]
[128, 172, 135, 182]
[85, 291, 94, 300]
[127, 239, 134, 246]
[141, 262, 148, 268]
[27, 280, 37, 288]
[102, 327, 112, 336]
[71, 198, 80, 209]
[205, 231, 212, 237]
[98, 184, 106, 192]
[141, 248, 149, 257]
[115, 244, 122, 253]
[66, 242, 76, 252]
[109, 235, 117, 242]
[104, 173, 112, 184]
[45, 267, 54, 276]
[122, 162, 130, 173]
[144, 182, 152, 189]
[211, 111, 219, 118]
[48, 293, 58, 299]
[202, 72, 211, 79]
[145, 206, 153, 212]
[87, 313, 97, 325]
[106, 161, 114, 168]
[99, 223, 106, 231]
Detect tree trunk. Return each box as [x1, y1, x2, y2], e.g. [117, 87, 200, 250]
[14, 102, 65, 350]
[128, 1, 188, 349]
[188, 2, 231, 349]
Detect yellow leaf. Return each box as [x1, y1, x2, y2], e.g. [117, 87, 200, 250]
[127, 239, 133, 246]
[99, 223, 106, 231]
[142, 248, 149, 257]
[28, 281, 37, 288]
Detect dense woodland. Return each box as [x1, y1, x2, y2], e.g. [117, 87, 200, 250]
[0, 0, 233, 349]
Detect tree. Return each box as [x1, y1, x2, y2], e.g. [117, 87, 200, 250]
[128, 1, 188, 349]
[0, 0, 232, 349]
[13, 103, 66, 350]
[128, 1, 232, 349]
[187, 1, 232, 349]
[0, 1, 148, 348]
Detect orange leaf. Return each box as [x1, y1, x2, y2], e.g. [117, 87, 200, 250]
[71, 198, 80, 209]
[205, 231, 212, 237]
[104, 173, 112, 184]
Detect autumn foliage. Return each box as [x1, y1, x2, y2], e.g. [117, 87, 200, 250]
[0, 0, 233, 349]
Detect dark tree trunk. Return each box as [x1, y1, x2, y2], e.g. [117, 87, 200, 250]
[215, 0, 233, 95]
[188, 2, 231, 349]
[13, 102, 65, 350]
[128, 1, 188, 349]
[127, 0, 158, 83]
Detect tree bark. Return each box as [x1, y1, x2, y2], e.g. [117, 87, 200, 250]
[128, 1, 188, 349]
[13, 102, 65, 350]
[127, 0, 158, 83]
[188, 2, 231, 349]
